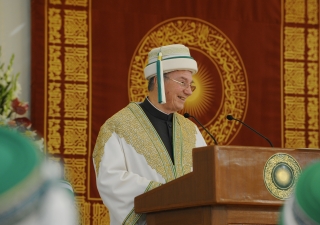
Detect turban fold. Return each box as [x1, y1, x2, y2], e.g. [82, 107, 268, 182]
[144, 44, 198, 80]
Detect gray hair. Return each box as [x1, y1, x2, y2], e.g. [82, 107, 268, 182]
[147, 74, 169, 91]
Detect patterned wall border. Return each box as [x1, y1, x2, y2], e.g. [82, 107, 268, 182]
[44, 0, 104, 224]
[282, 0, 319, 148]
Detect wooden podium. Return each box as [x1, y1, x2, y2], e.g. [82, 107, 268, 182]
[134, 145, 320, 225]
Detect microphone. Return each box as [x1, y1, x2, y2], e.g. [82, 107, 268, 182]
[184, 113, 218, 145]
[226, 115, 274, 147]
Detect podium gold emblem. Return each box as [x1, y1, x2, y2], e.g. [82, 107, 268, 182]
[263, 153, 301, 200]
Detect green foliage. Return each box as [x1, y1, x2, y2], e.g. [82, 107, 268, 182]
[0, 47, 21, 117]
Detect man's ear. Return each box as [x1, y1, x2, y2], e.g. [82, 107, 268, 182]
[153, 76, 158, 91]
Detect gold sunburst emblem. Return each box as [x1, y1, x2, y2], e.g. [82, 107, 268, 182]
[128, 17, 248, 145]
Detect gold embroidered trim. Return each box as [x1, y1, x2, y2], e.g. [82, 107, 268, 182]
[127, 103, 176, 182]
[173, 113, 197, 177]
[93, 103, 176, 180]
[122, 207, 140, 225]
[93, 103, 198, 179]
[93, 103, 197, 225]
[92, 113, 115, 176]
[122, 181, 162, 225]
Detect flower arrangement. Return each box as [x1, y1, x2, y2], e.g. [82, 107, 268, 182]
[0, 47, 43, 151]
[0, 50, 76, 215]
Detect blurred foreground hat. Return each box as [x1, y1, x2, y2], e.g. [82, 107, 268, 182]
[0, 128, 77, 225]
[0, 128, 45, 224]
[144, 44, 198, 104]
[280, 160, 320, 225]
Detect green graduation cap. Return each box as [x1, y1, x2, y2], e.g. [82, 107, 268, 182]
[0, 128, 44, 224]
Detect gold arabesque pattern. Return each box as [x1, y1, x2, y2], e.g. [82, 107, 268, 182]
[47, 118, 61, 154]
[76, 196, 91, 225]
[65, 10, 88, 45]
[48, 8, 62, 44]
[48, 46, 62, 80]
[48, 82, 61, 117]
[65, 47, 88, 82]
[92, 203, 110, 225]
[64, 158, 87, 194]
[283, 0, 319, 148]
[64, 83, 88, 118]
[46, 1, 90, 224]
[64, 120, 87, 155]
[307, 0, 319, 24]
[66, 0, 88, 7]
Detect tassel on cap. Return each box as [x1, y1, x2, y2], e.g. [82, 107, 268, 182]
[156, 51, 166, 104]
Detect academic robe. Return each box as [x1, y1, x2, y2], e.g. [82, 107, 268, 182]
[93, 102, 207, 225]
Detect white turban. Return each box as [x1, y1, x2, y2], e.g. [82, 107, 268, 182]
[144, 44, 198, 80]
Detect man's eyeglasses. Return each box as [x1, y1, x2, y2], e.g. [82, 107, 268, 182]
[165, 77, 196, 92]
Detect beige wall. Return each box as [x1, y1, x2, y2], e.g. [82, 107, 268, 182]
[0, 0, 31, 117]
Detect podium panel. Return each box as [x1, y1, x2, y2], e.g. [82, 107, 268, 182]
[135, 146, 320, 224]
[146, 205, 280, 225]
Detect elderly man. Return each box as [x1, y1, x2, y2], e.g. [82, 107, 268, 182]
[93, 44, 207, 225]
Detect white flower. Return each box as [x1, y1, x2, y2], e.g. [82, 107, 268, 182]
[0, 78, 7, 87]
[13, 82, 21, 98]
[5, 71, 12, 82]
[0, 115, 9, 126]
[2, 104, 11, 117]
[34, 138, 45, 152]
[24, 130, 37, 139]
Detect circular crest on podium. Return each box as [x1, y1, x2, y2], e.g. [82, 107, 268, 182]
[263, 153, 301, 200]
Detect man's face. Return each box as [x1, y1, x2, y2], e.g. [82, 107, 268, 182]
[162, 70, 194, 113]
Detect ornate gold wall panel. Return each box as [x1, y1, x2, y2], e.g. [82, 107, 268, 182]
[282, 0, 319, 148]
[44, 0, 93, 223]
